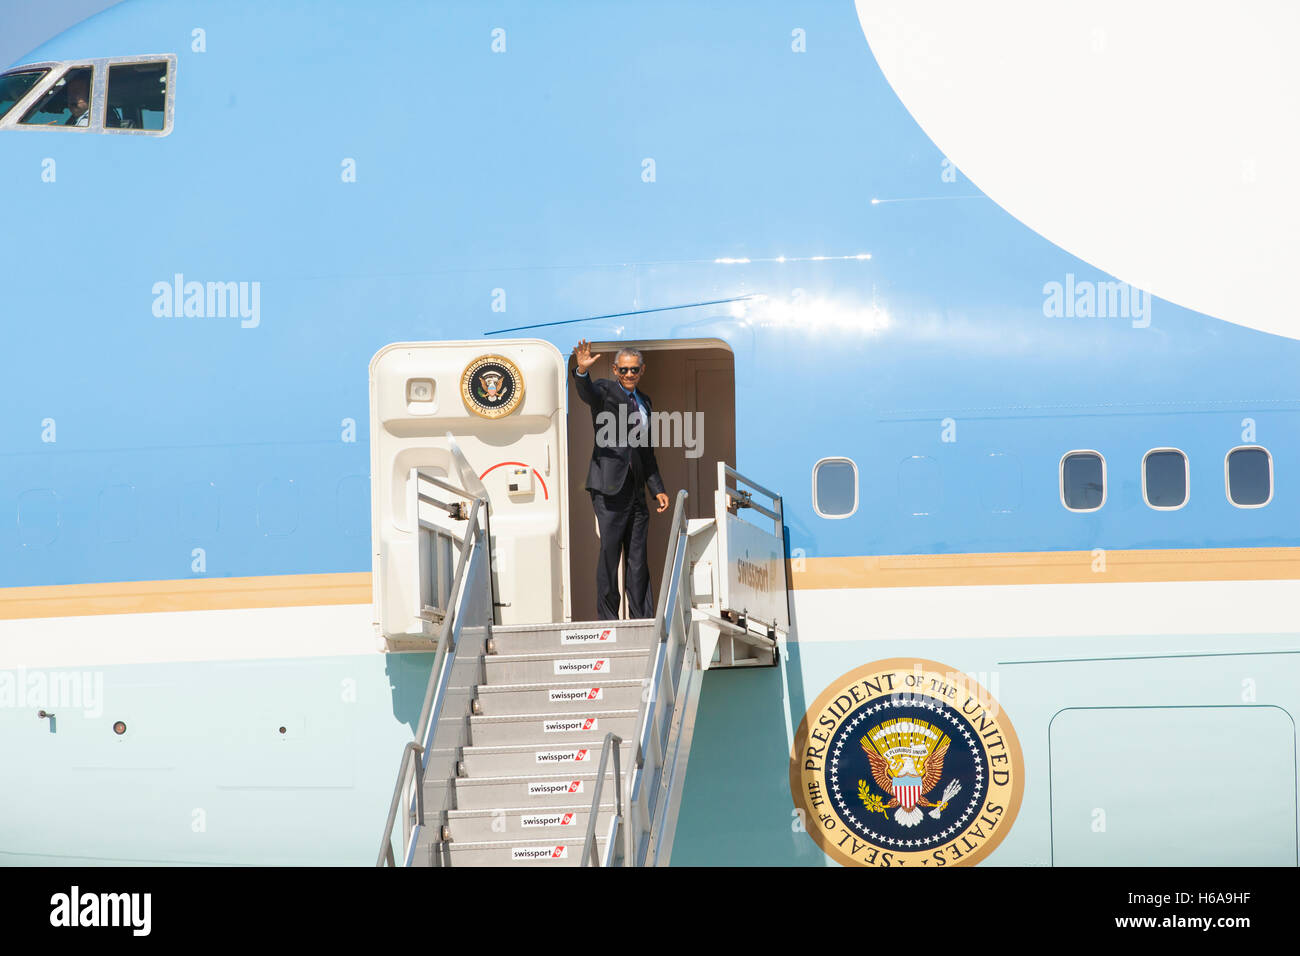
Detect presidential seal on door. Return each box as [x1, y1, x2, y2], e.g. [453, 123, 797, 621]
[461, 354, 525, 419]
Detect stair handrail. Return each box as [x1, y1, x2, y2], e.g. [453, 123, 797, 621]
[580, 732, 624, 867]
[377, 481, 488, 867]
[377, 742, 424, 867]
[583, 488, 692, 866]
[638, 495, 696, 865]
[642, 487, 690, 748]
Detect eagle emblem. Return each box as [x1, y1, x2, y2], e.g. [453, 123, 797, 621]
[477, 370, 504, 403]
[858, 718, 962, 827]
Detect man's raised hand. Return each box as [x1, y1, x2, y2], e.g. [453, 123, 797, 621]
[574, 339, 601, 373]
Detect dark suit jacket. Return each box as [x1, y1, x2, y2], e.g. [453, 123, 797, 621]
[572, 368, 667, 498]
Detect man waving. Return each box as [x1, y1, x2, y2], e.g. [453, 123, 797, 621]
[572, 340, 671, 620]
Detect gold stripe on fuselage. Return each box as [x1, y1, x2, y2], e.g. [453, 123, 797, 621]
[0, 572, 372, 620]
[791, 546, 1300, 589]
[2, 547, 1299, 619]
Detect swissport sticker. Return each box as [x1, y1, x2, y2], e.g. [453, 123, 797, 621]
[535, 748, 592, 764]
[543, 717, 598, 733]
[511, 845, 568, 861]
[521, 812, 578, 828]
[560, 627, 616, 645]
[528, 780, 585, 796]
[548, 687, 603, 703]
[554, 659, 609, 675]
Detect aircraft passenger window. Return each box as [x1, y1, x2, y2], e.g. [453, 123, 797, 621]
[1060, 451, 1105, 511]
[813, 457, 858, 518]
[19, 66, 93, 127]
[1226, 446, 1272, 507]
[1143, 449, 1188, 509]
[106, 61, 168, 131]
[0, 69, 48, 121]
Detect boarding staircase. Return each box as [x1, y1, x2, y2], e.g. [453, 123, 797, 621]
[422, 617, 655, 865]
[377, 465, 787, 867]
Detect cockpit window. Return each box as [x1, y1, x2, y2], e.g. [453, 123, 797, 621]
[19, 66, 94, 127]
[0, 68, 49, 120]
[106, 61, 168, 131]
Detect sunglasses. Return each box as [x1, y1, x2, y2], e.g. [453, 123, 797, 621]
[614, 366, 643, 375]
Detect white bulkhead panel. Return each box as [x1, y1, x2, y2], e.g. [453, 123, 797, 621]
[370, 339, 570, 640]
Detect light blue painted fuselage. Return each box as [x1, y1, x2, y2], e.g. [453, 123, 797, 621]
[1, 0, 1297, 866]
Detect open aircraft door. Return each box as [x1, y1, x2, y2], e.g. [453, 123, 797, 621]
[370, 340, 570, 644]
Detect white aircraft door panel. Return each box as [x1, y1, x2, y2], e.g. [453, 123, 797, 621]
[370, 339, 571, 641]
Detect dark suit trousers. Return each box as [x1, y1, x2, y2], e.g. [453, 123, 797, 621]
[591, 474, 653, 620]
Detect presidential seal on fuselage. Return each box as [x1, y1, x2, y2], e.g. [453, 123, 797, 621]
[790, 658, 1023, 867]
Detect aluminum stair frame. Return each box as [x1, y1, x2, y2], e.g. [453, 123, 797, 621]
[377, 481, 490, 867]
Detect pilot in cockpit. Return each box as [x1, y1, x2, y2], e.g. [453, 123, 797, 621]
[62, 75, 90, 127]
[58, 74, 133, 129]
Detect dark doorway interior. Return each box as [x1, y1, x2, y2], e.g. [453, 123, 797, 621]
[565, 341, 736, 622]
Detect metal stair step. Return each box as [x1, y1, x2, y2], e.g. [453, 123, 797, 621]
[444, 837, 605, 867]
[488, 621, 658, 656]
[469, 709, 639, 746]
[454, 771, 616, 809]
[445, 804, 615, 842]
[484, 648, 651, 685]
[461, 739, 636, 777]
[474, 679, 644, 715]
[492, 618, 651, 635]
